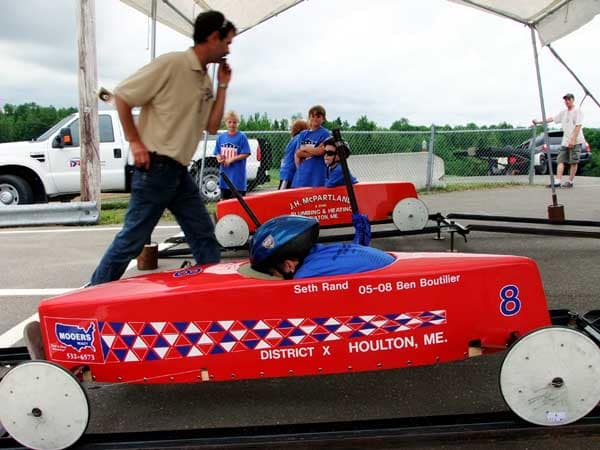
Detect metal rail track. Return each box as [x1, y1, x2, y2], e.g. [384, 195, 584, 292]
[1, 409, 600, 449]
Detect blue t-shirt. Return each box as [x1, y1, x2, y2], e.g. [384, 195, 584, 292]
[294, 243, 394, 279]
[214, 131, 251, 190]
[279, 134, 302, 183]
[291, 126, 331, 188]
[325, 164, 358, 188]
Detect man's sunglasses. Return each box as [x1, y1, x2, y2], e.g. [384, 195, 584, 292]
[324, 150, 337, 156]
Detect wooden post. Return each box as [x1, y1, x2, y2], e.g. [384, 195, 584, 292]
[76, 0, 101, 208]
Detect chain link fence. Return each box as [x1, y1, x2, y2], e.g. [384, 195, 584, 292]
[245, 127, 570, 192]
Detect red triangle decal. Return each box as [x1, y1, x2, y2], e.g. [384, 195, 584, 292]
[242, 330, 260, 341]
[166, 347, 181, 359]
[264, 319, 281, 328]
[162, 323, 179, 334]
[208, 331, 226, 343]
[194, 321, 213, 332]
[230, 321, 247, 332]
[175, 334, 191, 346]
[112, 336, 128, 350]
[133, 347, 148, 360]
[106, 351, 120, 363]
[142, 335, 158, 347]
[302, 335, 318, 345]
[128, 322, 145, 334]
[197, 344, 214, 354]
[101, 323, 116, 335]
[232, 342, 247, 352]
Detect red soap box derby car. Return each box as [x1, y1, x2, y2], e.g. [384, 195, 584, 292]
[213, 181, 429, 247]
[2, 246, 600, 449]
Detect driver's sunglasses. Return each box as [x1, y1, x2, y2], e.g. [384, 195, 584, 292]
[324, 150, 337, 157]
[221, 18, 230, 28]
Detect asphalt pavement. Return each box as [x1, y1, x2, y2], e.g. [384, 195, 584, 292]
[1, 180, 600, 448]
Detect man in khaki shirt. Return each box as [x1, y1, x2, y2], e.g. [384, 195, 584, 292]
[90, 11, 235, 285]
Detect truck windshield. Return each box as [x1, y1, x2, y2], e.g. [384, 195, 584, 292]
[35, 115, 75, 141]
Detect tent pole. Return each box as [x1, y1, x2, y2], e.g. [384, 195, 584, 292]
[150, 0, 157, 60]
[530, 25, 564, 221]
[546, 44, 600, 109]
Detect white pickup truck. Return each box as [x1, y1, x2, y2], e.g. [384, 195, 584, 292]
[0, 110, 270, 205]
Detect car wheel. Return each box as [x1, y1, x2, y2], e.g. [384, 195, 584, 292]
[0, 175, 33, 206]
[536, 156, 549, 175]
[195, 166, 221, 202]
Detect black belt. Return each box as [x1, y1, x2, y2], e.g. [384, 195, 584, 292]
[150, 152, 183, 168]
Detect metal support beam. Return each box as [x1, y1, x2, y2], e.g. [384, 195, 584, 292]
[0, 202, 99, 228]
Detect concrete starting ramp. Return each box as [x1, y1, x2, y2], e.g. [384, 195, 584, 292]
[348, 153, 445, 189]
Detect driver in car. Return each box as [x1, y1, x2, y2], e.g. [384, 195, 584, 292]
[250, 215, 393, 279]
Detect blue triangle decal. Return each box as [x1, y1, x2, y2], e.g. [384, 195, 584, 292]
[186, 333, 201, 344]
[113, 348, 128, 361]
[154, 336, 170, 348]
[109, 322, 124, 334]
[242, 320, 258, 329]
[221, 332, 236, 343]
[174, 322, 188, 333]
[210, 345, 225, 354]
[145, 350, 160, 361]
[141, 324, 157, 335]
[176, 345, 192, 356]
[255, 329, 269, 338]
[277, 319, 294, 329]
[121, 335, 136, 347]
[279, 338, 294, 347]
[209, 322, 225, 332]
[101, 339, 110, 359]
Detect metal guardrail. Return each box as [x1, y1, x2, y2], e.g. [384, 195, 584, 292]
[0, 201, 99, 228]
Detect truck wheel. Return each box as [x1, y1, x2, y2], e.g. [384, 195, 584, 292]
[197, 167, 221, 202]
[0, 175, 33, 206]
[536, 156, 549, 175]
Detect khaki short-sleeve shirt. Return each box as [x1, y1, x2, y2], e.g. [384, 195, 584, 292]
[114, 48, 214, 166]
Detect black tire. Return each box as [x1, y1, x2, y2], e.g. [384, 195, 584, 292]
[536, 155, 549, 175]
[193, 165, 221, 202]
[0, 174, 33, 205]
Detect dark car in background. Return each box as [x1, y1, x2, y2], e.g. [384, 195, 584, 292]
[515, 130, 592, 175]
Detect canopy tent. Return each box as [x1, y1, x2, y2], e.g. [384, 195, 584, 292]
[450, 0, 600, 45]
[450, 0, 600, 218]
[120, 0, 304, 36]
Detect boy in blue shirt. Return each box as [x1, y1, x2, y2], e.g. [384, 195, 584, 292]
[291, 105, 331, 188]
[279, 119, 308, 189]
[214, 110, 251, 198]
[250, 215, 393, 279]
[322, 137, 358, 187]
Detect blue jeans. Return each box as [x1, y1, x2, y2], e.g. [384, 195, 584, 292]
[90, 158, 220, 285]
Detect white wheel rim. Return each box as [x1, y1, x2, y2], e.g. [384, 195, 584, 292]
[392, 198, 429, 231]
[500, 326, 600, 426]
[215, 214, 250, 247]
[0, 184, 18, 205]
[0, 361, 89, 450]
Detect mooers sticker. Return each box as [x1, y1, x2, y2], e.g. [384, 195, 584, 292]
[45, 317, 104, 363]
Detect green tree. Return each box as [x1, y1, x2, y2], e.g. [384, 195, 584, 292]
[352, 115, 377, 131]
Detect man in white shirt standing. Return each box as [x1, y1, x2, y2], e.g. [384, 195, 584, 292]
[533, 93, 585, 188]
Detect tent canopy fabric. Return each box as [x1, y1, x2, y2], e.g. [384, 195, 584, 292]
[120, 0, 303, 36]
[449, 0, 600, 44]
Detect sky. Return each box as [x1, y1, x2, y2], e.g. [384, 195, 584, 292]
[1, 0, 600, 128]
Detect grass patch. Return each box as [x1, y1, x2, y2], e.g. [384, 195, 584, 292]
[99, 196, 216, 225]
[419, 182, 523, 194]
